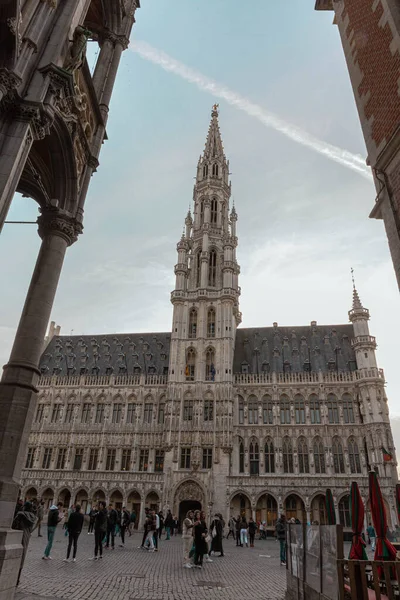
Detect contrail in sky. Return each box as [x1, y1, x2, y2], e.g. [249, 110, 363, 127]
[131, 40, 372, 181]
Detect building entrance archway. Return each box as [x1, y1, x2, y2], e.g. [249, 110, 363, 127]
[179, 500, 201, 527]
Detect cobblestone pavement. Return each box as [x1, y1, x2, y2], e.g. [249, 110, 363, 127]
[16, 528, 286, 600]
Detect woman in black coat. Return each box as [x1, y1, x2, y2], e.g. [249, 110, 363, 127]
[193, 510, 207, 567]
[210, 513, 224, 556]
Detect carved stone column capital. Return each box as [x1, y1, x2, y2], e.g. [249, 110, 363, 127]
[0, 68, 22, 98]
[38, 207, 82, 245]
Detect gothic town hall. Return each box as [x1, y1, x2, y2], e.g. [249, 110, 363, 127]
[20, 107, 398, 533]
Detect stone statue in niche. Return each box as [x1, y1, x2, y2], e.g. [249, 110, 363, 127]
[64, 25, 91, 74]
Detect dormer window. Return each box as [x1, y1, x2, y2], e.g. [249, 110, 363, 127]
[283, 361, 291, 373]
[328, 360, 336, 372]
[148, 366, 156, 375]
[241, 363, 249, 374]
[303, 361, 311, 372]
[261, 362, 270, 373]
[348, 360, 357, 372]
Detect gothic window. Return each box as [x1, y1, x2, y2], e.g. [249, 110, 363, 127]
[348, 438, 361, 473]
[56, 448, 67, 470]
[264, 439, 275, 473]
[121, 449, 131, 471]
[35, 404, 45, 423]
[238, 396, 244, 424]
[210, 198, 218, 224]
[298, 438, 309, 474]
[203, 448, 213, 469]
[332, 438, 345, 474]
[155, 449, 164, 472]
[139, 449, 149, 472]
[73, 448, 83, 470]
[188, 308, 197, 339]
[309, 395, 321, 424]
[196, 250, 202, 288]
[204, 398, 214, 421]
[200, 199, 204, 225]
[158, 402, 165, 424]
[180, 447, 191, 469]
[207, 307, 216, 338]
[280, 395, 291, 424]
[81, 402, 92, 423]
[327, 394, 339, 424]
[112, 403, 122, 424]
[51, 403, 61, 423]
[339, 496, 351, 527]
[186, 348, 196, 381]
[212, 163, 219, 177]
[248, 396, 259, 424]
[205, 347, 216, 381]
[342, 393, 355, 424]
[126, 403, 136, 424]
[183, 397, 193, 421]
[88, 448, 99, 470]
[42, 447, 52, 469]
[203, 164, 208, 178]
[283, 438, 293, 473]
[239, 439, 245, 473]
[143, 403, 153, 424]
[262, 395, 273, 424]
[65, 403, 74, 423]
[25, 447, 35, 469]
[250, 441, 260, 475]
[294, 395, 305, 424]
[95, 403, 104, 424]
[313, 438, 326, 474]
[208, 249, 217, 287]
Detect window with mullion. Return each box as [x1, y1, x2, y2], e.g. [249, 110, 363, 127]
[106, 448, 116, 471]
[202, 448, 213, 469]
[112, 403, 122, 424]
[180, 447, 191, 469]
[25, 447, 35, 469]
[56, 448, 67, 470]
[155, 450, 164, 472]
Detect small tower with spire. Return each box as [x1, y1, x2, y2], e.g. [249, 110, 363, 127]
[348, 270, 377, 371]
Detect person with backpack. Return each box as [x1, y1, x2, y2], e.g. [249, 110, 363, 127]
[42, 502, 63, 560]
[248, 517, 257, 547]
[64, 504, 84, 562]
[106, 504, 118, 549]
[275, 513, 287, 565]
[91, 501, 108, 560]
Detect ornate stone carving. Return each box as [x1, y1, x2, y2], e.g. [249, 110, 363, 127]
[37, 207, 82, 245]
[64, 26, 91, 74]
[175, 481, 204, 503]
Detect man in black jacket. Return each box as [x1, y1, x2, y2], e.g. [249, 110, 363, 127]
[120, 506, 130, 547]
[91, 501, 107, 560]
[106, 504, 118, 549]
[64, 504, 84, 562]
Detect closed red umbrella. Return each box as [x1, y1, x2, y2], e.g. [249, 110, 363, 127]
[369, 470, 396, 575]
[349, 481, 368, 560]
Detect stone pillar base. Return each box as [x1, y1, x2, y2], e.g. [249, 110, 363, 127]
[0, 529, 23, 600]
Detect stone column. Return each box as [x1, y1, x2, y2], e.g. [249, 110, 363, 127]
[0, 207, 79, 599]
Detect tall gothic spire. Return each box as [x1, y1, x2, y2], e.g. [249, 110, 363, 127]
[203, 104, 225, 161]
[349, 268, 369, 322]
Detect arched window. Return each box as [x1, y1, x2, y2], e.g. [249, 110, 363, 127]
[280, 395, 291, 424]
[295, 395, 305, 424]
[208, 249, 217, 287]
[348, 438, 361, 473]
[342, 393, 355, 424]
[205, 347, 216, 381]
[250, 441, 259, 475]
[200, 199, 204, 225]
[309, 394, 321, 424]
[262, 395, 273, 424]
[185, 348, 195, 381]
[248, 395, 258, 424]
[283, 438, 293, 473]
[196, 250, 202, 288]
[339, 495, 351, 527]
[239, 439, 244, 473]
[298, 438, 309, 474]
[212, 163, 219, 177]
[238, 396, 244, 425]
[203, 164, 208, 178]
[265, 439, 275, 473]
[188, 308, 197, 339]
[313, 438, 326, 474]
[183, 397, 193, 421]
[207, 307, 216, 338]
[327, 394, 339, 424]
[332, 438, 345, 474]
[210, 198, 218, 224]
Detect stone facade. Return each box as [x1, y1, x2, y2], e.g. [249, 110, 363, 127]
[315, 0, 400, 288]
[20, 108, 398, 531]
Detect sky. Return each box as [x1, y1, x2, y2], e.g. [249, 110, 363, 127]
[1, 1, 400, 448]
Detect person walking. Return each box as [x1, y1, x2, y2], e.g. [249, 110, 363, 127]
[235, 515, 241, 546]
[158, 511, 164, 539]
[105, 504, 118, 549]
[275, 513, 287, 565]
[139, 508, 150, 548]
[42, 502, 63, 560]
[210, 513, 224, 557]
[12, 501, 37, 585]
[88, 507, 96, 534]
[182, 510, 194, 568]
[64, 504, 84, 562]
[32, 500, 44, 537]
[119, 506, 130, 547]
[91, 501, 107, 560]
[248, 517, 257, 547]
[165, 510, 173, 540]
[153, 511, 160, 551]
[227, 516, 235, 540]
[129, 509, 136, 536]
[367, 522, 376, 552]
[193, 510, 207, 568]
[240, 516, 248, 547]
[144, 510, 156, 551]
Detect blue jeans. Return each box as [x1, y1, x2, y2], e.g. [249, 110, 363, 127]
[279, 539, 286, 563]
[44, 526, 56, 557]
[166, 527, 171, 540]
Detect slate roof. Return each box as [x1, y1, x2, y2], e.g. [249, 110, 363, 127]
[39, 323, 356, 376]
